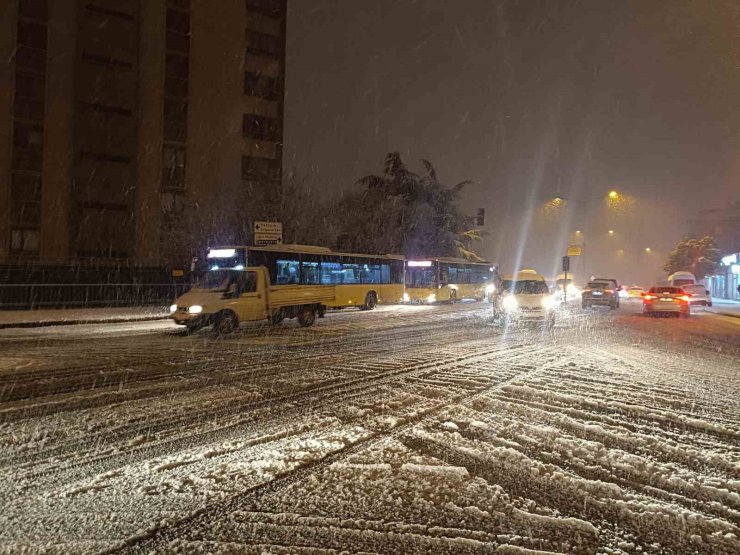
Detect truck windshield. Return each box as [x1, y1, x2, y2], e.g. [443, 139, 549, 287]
[194, 270, 234, 291]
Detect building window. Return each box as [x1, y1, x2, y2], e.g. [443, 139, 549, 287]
[10, 229, 41, 254]
[243, 114, 281, 142]
[244, 72, 281, 100]
[245, 29, 281, 57]
[241, 155, 280, 181]
[19, 0, 49, 20]
[163, 146, 186, 190]
[246, 0, 284, 18]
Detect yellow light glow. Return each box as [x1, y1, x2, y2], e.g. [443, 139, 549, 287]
[645, 247, 651, 253]
[608, 190, 619, 199]
[608, 230, 614, 235]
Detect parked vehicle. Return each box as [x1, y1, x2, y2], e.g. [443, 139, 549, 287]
[493, 269, 557, 328]
[667, 271, 696, 288]
[582, 281, 620, 309]
[170, 266, 334, 334]
[682, 283, 712, 306]
[642, 286, 691, 317]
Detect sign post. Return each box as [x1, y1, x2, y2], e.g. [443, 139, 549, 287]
[562, 256, 570, 303]
[253, 221, 283, 246]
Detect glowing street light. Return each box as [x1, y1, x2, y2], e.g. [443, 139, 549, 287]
[608, 190, 619, 200]
[608, 229, 614, 235]
[645, 247, 651, 253]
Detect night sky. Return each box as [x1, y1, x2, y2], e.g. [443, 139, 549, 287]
[284, 0, 740, 282]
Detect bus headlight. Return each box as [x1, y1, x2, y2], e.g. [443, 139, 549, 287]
[403, 292, 410, 302]
[485, 284, 495, 295]
[542, 296, 559, 309]
[170, 304, 177, 313]
[426, 294, 436, 303]
[502, 295, 518, 311]
[188, 305, 203, 314]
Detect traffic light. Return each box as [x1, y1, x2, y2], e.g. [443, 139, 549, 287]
[562, 256, 570, 272]
[475, 208, 485, 226]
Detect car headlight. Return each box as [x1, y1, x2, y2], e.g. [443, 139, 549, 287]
[188, 305, 203, 314]
[485, 284, 495, 295]
[170, 304, 177, 313]
[542, 296, 559, 309]
[426, 294, 436, 303]
[403, 292, 410, 302]
[502, 295, 518, 311]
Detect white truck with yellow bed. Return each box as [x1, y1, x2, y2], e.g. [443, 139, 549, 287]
[170, 266, 335, 334]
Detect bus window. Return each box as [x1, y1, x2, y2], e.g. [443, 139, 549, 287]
[391, 260, 404, 283]
[276, 259, 299, 284]
[341, 263, 360, 284]
[407, 267, 436, 287]
[448, 266, 457, 283]
[439, 266, 449, 285]
[301, 261, 319, 284]
[381, 264, 390, 284]
[320, 260, 341, 284]
[360, 263, 382, 284]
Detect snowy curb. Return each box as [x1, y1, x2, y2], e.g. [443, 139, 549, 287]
[703, 309, 740, 319]
[0, 314, 169, 330]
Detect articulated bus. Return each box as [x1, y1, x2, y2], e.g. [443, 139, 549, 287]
[206, 245, 405, 310]
[404, 257, 497, 303]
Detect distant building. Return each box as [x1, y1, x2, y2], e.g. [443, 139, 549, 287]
[687, 201, 740, 299]
[0, 0, 286, 269]
[687, 201, 740, 255]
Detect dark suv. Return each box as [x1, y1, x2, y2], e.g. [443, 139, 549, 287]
[582, 280, 620, 309]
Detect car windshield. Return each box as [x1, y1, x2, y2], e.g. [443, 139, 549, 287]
[194, 270, 234, 291]
[683, 284, 704, 293]
[586, 282, 609, 289]
[509, 280, 549, 294]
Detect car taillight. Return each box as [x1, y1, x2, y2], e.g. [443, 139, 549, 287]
[644, 294, 655, 300]
[605, 289, 613, 293]
[680, 295, 690, 302]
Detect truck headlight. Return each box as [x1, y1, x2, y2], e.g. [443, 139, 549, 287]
[502, 295, 518, 311]
[188, 305, 203, 314]
[485, 284, 495, 295]
[403, 292, 410, 302]
[170, 304, 177, 313]
[426, 294, 436, 303]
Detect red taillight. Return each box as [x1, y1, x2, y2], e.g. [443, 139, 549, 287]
[644, 294, 655, 300]
[680, 295, 690, 302]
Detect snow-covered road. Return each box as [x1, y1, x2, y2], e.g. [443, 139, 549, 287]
[0, 302, 738, 554]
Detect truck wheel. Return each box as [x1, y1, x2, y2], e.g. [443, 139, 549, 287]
[270, 309, 285, 325]
[186, 321, 203, 334]
[297, 306, 316, 327]
[361, 292, 377, 310]
[214, 311, 238, 335]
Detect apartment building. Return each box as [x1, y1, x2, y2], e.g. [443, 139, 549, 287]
[0, 0, 286, 269]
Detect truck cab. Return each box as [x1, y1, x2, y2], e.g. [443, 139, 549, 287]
[170, 267, 333, 334]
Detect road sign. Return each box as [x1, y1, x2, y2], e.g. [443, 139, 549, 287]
[567, 245, 582, 256]
[254, 221, 283, 246]
[562, 256, 570, 272]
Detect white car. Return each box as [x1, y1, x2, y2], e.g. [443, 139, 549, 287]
[682, 284, 712, 306]
[494, 269, 558, 329]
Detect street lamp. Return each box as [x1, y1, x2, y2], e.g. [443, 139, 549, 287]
[645, 247, 651, 253]
[608, 190, 619, 200]
[608, 229, 614, 235]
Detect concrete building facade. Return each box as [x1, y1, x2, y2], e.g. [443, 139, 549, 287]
[1, 0, 286, 270]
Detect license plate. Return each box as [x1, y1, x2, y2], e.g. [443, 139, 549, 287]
[593, 292, 602, 296]
[660, 298, 673, 302]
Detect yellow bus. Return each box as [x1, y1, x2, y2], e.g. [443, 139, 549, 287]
[404, 257, 497, 303]
[206, 245, 405, 310]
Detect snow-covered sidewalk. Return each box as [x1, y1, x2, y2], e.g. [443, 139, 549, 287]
[0, 306, 169, 329]
[704, 298, 740, 319]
